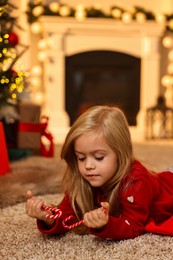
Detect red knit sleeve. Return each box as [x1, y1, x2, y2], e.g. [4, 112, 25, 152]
[37, 194, 75, 235]
[89, 164, 157, 240]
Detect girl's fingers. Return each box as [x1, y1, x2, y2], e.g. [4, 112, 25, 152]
[26, 196, 44, 218]
[100, 202, 109, 213]
[84, 208, 107, 228]
[35, 199, 44, 213]
[26, 190, 34, 199]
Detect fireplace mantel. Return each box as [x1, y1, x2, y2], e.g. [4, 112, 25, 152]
[40, 16, 165, 144]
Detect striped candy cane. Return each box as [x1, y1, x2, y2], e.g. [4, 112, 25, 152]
[42, 205, 107, 229]
[41, 205, 83, 229]
[42, 205, 62, 219]
[62, 215, 84, 229]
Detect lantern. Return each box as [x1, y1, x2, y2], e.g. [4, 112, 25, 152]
[145, 96, 173, 139]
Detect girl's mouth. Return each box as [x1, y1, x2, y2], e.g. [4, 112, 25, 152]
[86, 174, 99, 178]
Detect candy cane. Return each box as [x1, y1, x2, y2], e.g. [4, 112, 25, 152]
[41, 205, 62, 219]
[42, 205, 107, 229]
[62, 208, 107, 229]
[62, 215, 84, 229]
[42, 205, 83, 228]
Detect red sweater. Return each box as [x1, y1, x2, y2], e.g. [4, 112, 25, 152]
[37, 160, 173, 240]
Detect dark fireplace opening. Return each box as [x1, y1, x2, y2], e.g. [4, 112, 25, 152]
[65, 50, 141, 126]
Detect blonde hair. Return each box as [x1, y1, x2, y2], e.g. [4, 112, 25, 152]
[61, 105, 134, 220]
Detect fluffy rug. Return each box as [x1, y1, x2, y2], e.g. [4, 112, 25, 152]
[0, 142, 173, 259]
[1, 193, 173, 260]
[133, 141, 173, 172]
[0, 156, 66, 208]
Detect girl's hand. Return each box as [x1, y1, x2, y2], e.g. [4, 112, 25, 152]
[26, 191, 55, 226]
[83, 202, 109, 229]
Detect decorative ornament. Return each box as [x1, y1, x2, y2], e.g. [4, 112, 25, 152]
[37, 38, 47, 49]
[75, 10, 87, 21]
[161, 75, 173, 87]
[25, 1, 173, 35]
[136, 12, 146, 24]
[32, 5, 44, 17]
[32, 90, 44, 104]
[9, 32, 19, 46]
[122, 12, 132, 24]
[30, 77, 41, 88]
[37, 50, 47, 61]
[162, 36, 173, 48]
[127, 196, 134, 203]
[49, 2, 60, 13]
[31, 65, 42, 76]
[155, 13, 166, 25]
[111, 8, 122, 19]
[59, 5, 71, 17]
[31, 21, 42, 34]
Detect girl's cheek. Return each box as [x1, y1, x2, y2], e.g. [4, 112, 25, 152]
[77, 161, 80, 167]
[78, 164, 84, 173]
[80, 167, 87, 177]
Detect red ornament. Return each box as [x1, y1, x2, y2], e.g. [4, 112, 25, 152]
[10, 69, 17, 76]
[9, 32, 19, 46]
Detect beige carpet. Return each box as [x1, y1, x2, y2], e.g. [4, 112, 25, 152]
[133, 140, 173, 172]
[1, 193, 173, 260]
[0, 156, 66, 208]
[0, 141, 173, 259]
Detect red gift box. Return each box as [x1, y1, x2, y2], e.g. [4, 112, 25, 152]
[18, 116, 54, 157]
[17, 102, 41, 151]
[0, 122, 10, 175]
[18, 102, 41, 123]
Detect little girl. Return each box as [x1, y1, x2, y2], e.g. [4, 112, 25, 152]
[26, 105, 173, 240]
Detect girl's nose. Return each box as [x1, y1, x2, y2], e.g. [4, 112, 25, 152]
[85, 159, 95, 170]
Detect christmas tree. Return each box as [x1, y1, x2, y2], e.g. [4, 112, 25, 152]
[0, 0, 28, 122]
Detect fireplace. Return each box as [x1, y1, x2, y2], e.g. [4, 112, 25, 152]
[66, 50, 140, 126]
[40, 17, 165, 144]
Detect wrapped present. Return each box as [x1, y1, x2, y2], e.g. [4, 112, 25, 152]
[18, 102, 41, 123]
[17, 102, 41, 153]
[18, 122, 41, 150]
[18, 116, 54, 157]
[0, 122, 10, 175]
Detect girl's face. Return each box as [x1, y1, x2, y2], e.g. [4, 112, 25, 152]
[74, 131, 118, 188]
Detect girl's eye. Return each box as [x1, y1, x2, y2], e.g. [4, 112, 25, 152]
[77, 157, 85, 161]
[95, 156, 104, 161]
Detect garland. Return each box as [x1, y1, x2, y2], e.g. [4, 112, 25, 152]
[26, 1, 173, 32]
